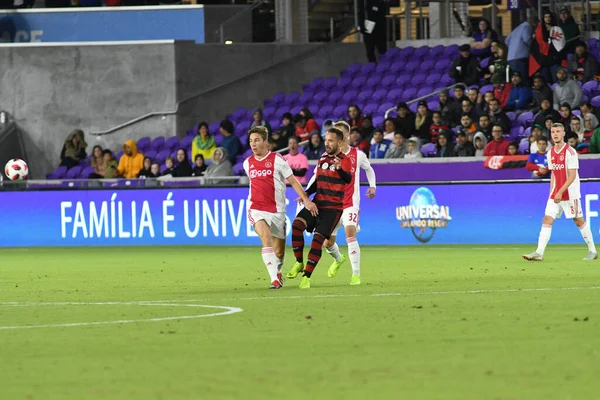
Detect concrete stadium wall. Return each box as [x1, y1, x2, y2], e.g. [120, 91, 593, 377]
[0, 41, 177, 178]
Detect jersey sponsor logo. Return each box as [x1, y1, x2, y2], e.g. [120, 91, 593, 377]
[249, 169, 274, 178]
[395, 187, 452, 244]
[549, 164, 565, 170]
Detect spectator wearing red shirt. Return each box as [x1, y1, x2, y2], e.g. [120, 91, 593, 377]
[350, 127, 370, 155]
[294, 113, 319, 142]
[348, 104, 364, 128]
[483, 125, 509, 156]
[492, 74, 512, 109]
[429, 111, 449, 143]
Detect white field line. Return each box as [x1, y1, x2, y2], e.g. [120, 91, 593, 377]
[148, 285, 600, 303]
[0, 303, 243, 330]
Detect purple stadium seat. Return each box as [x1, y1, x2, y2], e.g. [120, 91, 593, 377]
[403, 87, 417, 100]
[239, 134, 248, 147]
[237, 120, 250, 133]
[341, 63, 362, 79]
[351, 75, 368, 87]
[361, 62, 377, 75]
[372, 89, 387, 101]
[573, 110, 581, 117]
[333, 105, 347, 119]
[165, 136, 180, 151]
[506, 112, 517, 121]
[480, 84, 494, 94]
[413, 74, 428, 85]
[322, 77, 338, 89]
[271, 92, 286, 105]
[427, 100, 438, 111]
[519, 141, 530, 155]
[329, 90, 344, 103]
[136, 137, 151, 153]
[309, 77, 325, 90]
[378, 103, 394, 114]
[268, 119, 280, 131]
[314, 91, 329, 105]
[262, 106, 276, 120]
[298, 92, 313, 105]
[286, 92, 301, 104]
[417, 88, 431, 98]
[231, 107, 247, 120]
[209, 121, 221, 135]
[589, 38, 598, 48]
[388, 62, 404, 74]
[213, 133, 223, 146]
[345, 89, 358, 101]
[363, 103, 378, 114]
[150, 136, 165, 151]
[479, 56, 491, 69]
[396, 75, 412, 86]
[436, 59, 452, 71]
[510, 126, 524, 139]
[408, 102, 418, 113]
[440, 75, 454, 86]
[387, 88, 403, 102]
[79, 166, 95, 179]
[591, 96, 600, 108]
[517, 111, 534, 126]
[373, 115, 384, 128]
[421, 143, 436, 157]
[380, 75, 396, 87]
[235, 155, 245, 165]
[582, 81, 598, 96]
[233, 163, 246, 176]
[318, 105, 334, 118]
[336, 76, 352, 90]
[144, 149, 157, 160]
[413, 46, 430, 58]
[405, 61, 420, 73]
[358, 89, 374, 100]
[155, 149, 170, 163]
[399, 46, 415, 58]
[443, 44, 459, 56]
[65, 165, 83, 179]
[49, 166, 68, 179]
[430, 45, 444, 58]
[375, 62, 391, 74]
[275, 106, 289, 119]
[366, 75, 382, 87]
[420, 60, 435, 72]
[523, 127, 531, 137]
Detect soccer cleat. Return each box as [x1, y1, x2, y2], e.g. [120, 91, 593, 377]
[270, 279, 283, 289]
[327, 255, 347, 278]
[522, 252, 543, 261]
[286, 262, 304, 279]
[299, 276, 311, 289]
[277, 273, 285, 286]
[349, 274, 361, 286]
[583, 251, 598, 261]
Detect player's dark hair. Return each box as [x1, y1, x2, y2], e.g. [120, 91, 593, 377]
[248, 126, 268, 140]
[327, 128, 344, 140]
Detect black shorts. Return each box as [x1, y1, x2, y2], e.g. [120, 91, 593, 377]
[295, 207, 343, 239]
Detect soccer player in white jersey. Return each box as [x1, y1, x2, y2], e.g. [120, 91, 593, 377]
[244, 127, 318, 289]
[523, 123, 598, 261]
[302, 121, 376, 285]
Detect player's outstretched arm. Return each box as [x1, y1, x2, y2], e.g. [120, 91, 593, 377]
[288, 175, 318, 216]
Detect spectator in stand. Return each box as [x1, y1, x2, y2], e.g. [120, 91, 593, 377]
[459, 113, 478, 141]
[488, 98, 511, 132]
[435, 131, 455, 157]
[570, 42, 600, 82]
[454, 131, 476, 157]
[250, 109, 272, 135]
[271, 112, 294, 150]
[382, 117, 397, 141]
[102, 150, 119, 179]
[266, 138, 277, 152]
[492, 74, 512, 109]
[567, 133, 586, 153]
[490, 43, 509, 83]
[438, 90, 455, 125]
[294, 113, 319, 142]
[468, 87, 479, 105]
[589, 122, 600, 153]
[193, 155, 207, 177]
[483, 40, 501, 82]
[461, 99, 479, 121]
[529, 11, 565, 83]
[558, 103, 575, 134]
[554, 67, 583, 110]
[527, 73, 553, 113]
[580, 102, 600, 122]
[150, 163, 161, 178]
[470, 18, 498, 58]
[321, 119, 335, 137]
[526, 137, 550, 178]
[304, 131, 325, 160]
[283, 136, 309, 183]
[60, 129, 87, 169]
[162, 157, 175, 177]
[357, 0, 388, 63]
[173, 148, 193, 177]
[350, 127, 370, 155]
[385, 132, 408, 158]
[533, 98, 561, 127]
[477, 114, 493, 140]
[528, 124, 544, 153]
[506, 71, 533, 112]
[204, 147, 234, 185]
[429, 111, 449, 143]
[448, 84, 470, 127]
[583, 113, 599, 144]
[484, 125, 509, 156]
[450, 44, 480, 86]
[137, 157, 153, 178]
[117, 139, 144, 179]
[300, 108, 317, 123]
[348, 104, 363, 128]
[505, 15, 538, 86]
[89, 145, 104, 177]
[508, 142, 520, 155]
[219, 119, 241, 164]
[396, 102, 415, 138]
[543, 115, 555, 137]
[558, 7, 581, 54]
[474, 132, 488, 156]
[360, 114, 375, 141]
[404, 137, 423, 159]
[570, 115, 585, 143]
[414, 101, 432, 142]
[370, 129, 392, 159]
[192, 122, 216, 161]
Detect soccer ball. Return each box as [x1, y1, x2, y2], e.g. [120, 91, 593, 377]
[4, 159, 29, 180]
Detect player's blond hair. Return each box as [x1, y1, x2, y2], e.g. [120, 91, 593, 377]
[248, 126, 268, 140]
[551, 122, 565, 131]
[333, 121, 350, 135]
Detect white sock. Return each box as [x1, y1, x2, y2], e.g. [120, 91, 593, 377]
[325, 243, 342, 263]
[347, 237, 360, 276]
[276, 256, 285, 274]
[261, 247, 279, 282]
[536, 224, 552, 255]
[579, 222, 597, 253]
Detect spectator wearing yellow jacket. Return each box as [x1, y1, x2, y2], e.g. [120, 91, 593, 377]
[191, 122, 216, 161]
[117, 139, 144, 178]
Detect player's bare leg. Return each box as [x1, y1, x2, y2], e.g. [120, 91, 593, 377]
[573, 217, 598, 260]
[287, 218, 307, 279]
[272, 237, 286, 284]
[523, 215, 553, 261]
[324, 235, 346, 278]
[254, 220, 281, 289]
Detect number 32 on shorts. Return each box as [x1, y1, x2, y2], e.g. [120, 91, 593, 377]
[348, 213, 358, 223]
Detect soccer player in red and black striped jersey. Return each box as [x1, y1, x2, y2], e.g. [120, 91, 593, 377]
[286, 128, 353, 289]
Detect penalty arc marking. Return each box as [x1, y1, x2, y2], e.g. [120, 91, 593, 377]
[0, 302, 243, 330]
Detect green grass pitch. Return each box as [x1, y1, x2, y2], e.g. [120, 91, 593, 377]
[0, 245, 599, 400]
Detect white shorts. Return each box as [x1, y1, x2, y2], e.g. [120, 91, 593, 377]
[544, 198, 583, 220]
[331, 207, 361, 236]
[247, 209, 286, 239]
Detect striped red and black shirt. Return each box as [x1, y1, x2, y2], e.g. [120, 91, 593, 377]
[306, 152, 352, 210]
